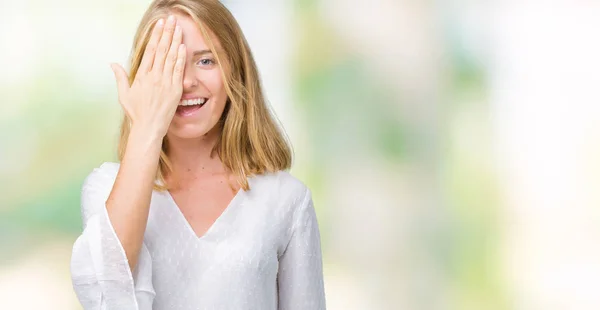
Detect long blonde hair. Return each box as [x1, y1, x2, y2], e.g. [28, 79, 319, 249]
[117, 0, 292, 192]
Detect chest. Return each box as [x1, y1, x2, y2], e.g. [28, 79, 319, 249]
[168, 181, 239, 239]
[144, 179, 293, 293]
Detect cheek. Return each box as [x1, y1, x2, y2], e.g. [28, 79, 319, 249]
[202, 69, 226, 97]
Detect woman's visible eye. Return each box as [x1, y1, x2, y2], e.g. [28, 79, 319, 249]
[196, 58, 215, 66]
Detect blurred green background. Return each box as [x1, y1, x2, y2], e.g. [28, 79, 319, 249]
[2, 1, 600, 309]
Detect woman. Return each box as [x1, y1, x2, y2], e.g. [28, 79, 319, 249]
[69, 0, 326, 309]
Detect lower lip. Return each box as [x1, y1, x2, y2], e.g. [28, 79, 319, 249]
[176, 101, 207, 117]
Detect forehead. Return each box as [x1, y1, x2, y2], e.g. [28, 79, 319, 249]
[173, 13, 220, 50]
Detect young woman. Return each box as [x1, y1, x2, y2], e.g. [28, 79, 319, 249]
[69, 0, 326, 309]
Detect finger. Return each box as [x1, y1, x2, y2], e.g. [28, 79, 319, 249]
[138, 19, 164, 74]
[110, 63, 130, 97]
[152, 15, 176, 74]
[172, 44, 186, 85]
[163, 24, 182, 82]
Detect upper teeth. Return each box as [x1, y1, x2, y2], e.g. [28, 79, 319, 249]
[179, 98, 207, 106]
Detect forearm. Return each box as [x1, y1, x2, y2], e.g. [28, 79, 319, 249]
[105, 127, 163, 272]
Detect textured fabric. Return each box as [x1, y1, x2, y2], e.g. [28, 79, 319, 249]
[70, 162, 326, 310]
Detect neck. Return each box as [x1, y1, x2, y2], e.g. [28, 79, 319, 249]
[164, 126, 227, 185]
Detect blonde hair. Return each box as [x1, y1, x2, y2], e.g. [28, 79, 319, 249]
[118, 0, 292, 192]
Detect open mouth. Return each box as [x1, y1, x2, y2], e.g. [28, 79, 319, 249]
[176, 97, 207, 117]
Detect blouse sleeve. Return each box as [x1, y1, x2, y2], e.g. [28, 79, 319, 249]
[277, 188, 327, 310]
[70, 162, 155, 309]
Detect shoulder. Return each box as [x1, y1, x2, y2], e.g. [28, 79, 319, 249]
[83, 161, 121, 189]
[250, 170, 311, 206]
[80, 162, 121, 223]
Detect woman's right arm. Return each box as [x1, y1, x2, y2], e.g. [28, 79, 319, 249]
[108, 11, 185, 274]
[69, 119, 165, 309]
[70, 162, 156, 309]
[106, 127, 163, 273]
[70, 14, 186, 309]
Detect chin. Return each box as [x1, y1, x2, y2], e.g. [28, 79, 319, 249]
[167, 122, 220, 140]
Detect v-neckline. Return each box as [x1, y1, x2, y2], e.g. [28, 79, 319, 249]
[164, 185, 246, 241]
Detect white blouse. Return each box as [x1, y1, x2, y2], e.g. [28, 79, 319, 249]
[70, 162, 326, 310]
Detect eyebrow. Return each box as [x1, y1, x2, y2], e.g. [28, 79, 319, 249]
[192, 49, 213, 56]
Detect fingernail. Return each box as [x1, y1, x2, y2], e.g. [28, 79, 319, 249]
[168, 15, 175, 23]
[157, 18, 164, 26]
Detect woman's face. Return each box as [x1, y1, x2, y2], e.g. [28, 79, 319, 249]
[166, 13, 228, 140]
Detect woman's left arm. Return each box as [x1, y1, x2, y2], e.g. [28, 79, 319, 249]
[277, 188, 326, 310]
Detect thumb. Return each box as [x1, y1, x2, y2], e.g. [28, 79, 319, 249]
[110, 63, 130, 95]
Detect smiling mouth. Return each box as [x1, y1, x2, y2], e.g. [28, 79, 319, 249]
[179, 97, 207, 106]
[176, 98, 208, 117]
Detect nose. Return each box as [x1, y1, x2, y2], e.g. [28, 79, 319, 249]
[182, 65, 198, 90]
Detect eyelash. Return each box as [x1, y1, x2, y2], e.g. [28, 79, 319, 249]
[196, 58, 215, 66]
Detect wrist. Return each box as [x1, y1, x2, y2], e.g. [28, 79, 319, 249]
[128, 126, 164, 152]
